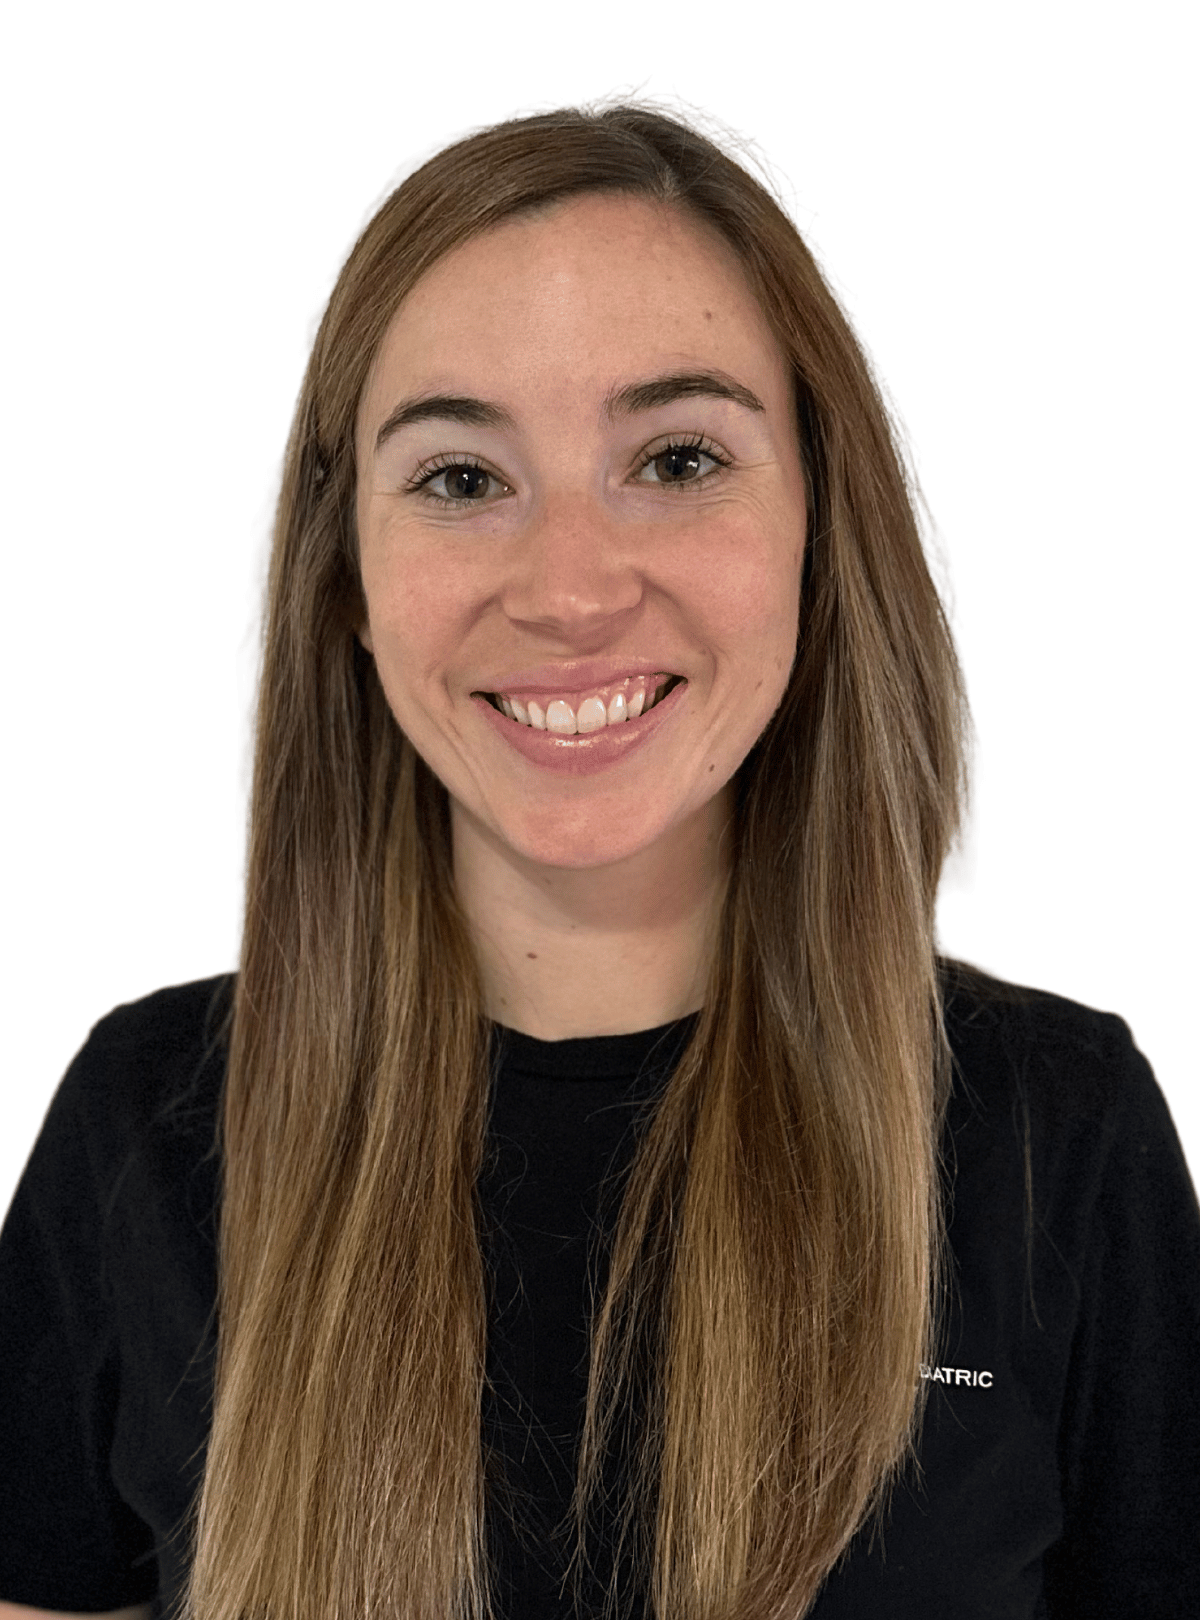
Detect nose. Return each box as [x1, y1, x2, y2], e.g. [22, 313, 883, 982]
[499, 491, 644, 638]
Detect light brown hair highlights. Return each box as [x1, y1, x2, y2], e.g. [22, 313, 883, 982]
[180, 101, 967, 1620]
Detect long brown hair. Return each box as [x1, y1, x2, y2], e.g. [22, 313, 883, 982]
[180, 100, 967, 1620]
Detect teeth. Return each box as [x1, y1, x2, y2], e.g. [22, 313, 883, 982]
[576, 696, 607, 733]
[491, 674, 678, 732]
[546, 700, 576, 735]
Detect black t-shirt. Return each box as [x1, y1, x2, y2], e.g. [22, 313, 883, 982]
[1, 966, 1198, 1618]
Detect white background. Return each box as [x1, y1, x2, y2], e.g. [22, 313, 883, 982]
[3, 0, 1197, 1219]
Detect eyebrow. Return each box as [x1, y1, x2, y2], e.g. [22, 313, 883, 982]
[373, 368, 765, 451]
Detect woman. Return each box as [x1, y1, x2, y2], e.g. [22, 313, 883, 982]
[1, 103, 1197, 1620]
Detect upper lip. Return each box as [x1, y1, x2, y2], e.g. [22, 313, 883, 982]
[473, 657, 686, 696]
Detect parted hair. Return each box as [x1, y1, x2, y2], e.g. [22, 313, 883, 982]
[179, 99, 968, 1620]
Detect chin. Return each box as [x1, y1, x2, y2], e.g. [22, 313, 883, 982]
[502, 803, 668, 872]
[510, 828, 655, 872]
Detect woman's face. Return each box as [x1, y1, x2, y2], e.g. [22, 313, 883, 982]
[355, 192, 806, 872]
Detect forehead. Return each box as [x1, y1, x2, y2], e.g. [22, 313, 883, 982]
[359, 193, 793, 428]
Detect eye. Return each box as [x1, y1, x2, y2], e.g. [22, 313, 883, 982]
[633, 433, 731, 491]
[404, 453, 511, 508]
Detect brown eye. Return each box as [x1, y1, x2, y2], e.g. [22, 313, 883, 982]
[407, 457, 511, 507]
[635, 438, 728, 490]
[655, 447, 703, 482]
[440, 465, 491, 500]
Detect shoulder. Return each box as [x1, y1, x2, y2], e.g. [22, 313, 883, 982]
[3, 976, 233, 1359]
[935, 959, 1190, 1252]
[47, 975, 234, 1190]
[938, 957, 1150, 1137]
[80, 973, 235, 1069]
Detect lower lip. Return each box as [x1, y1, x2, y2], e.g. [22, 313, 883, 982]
[472, 682, 688, 776]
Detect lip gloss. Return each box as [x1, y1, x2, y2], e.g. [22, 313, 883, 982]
[472, 680, 687, 776]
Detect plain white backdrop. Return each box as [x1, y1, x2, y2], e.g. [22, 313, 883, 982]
[3, 0, 1196, 1220]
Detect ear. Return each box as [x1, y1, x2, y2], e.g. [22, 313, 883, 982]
[357, 624, 374, 655]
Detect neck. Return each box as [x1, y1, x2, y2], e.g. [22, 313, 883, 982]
[451, 790, 732, 1041]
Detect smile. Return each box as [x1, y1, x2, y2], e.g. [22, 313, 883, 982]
[471, 673, 689, 777]
[480, 673, 686, 734]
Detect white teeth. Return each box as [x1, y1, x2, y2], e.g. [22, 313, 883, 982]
[576, 696, 607, 733]
[546, 699, 576, 735]
[492, 675, 678, 732]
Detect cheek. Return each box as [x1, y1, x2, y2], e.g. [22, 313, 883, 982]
[680, 521, 802, 761]
[684, 520, 802, 660]
[359, 587, 451, 742]
[361, 535, 477, 672]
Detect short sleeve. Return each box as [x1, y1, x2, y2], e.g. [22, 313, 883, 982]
[0, 1035, 159, 1609]
[1043, 1027, 1200, 1616]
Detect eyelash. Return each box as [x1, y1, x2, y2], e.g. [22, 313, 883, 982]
[403, 432, 733, 509]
